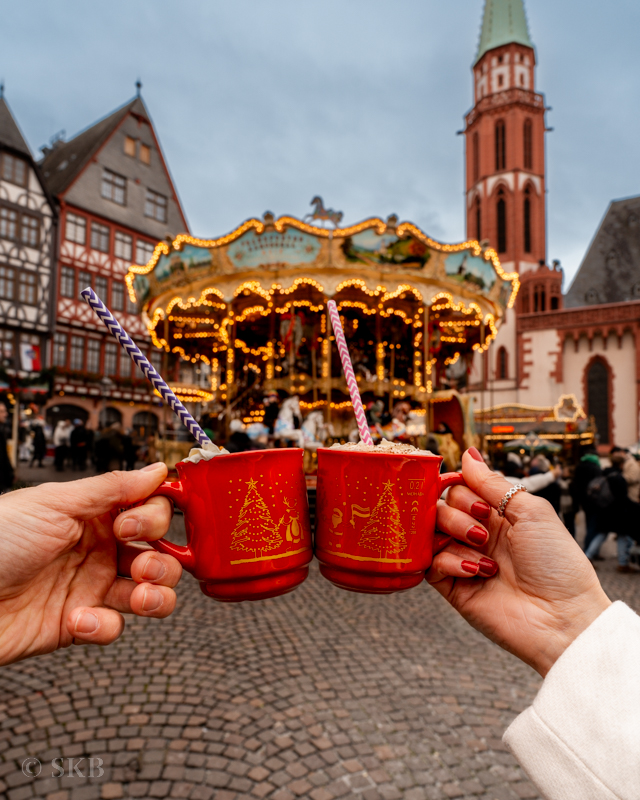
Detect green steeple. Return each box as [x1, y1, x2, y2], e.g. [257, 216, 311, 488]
[475, 0, 534, 64]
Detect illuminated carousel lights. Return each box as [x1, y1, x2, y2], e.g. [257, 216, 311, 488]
[334, 279, 384, 296]
[444, 353, 461, 366]
[337, 300, 377, 315]
[153, 386, 214, 403]
[381, 284, 423, 303]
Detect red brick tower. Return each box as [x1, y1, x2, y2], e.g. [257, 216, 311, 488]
[464, 0, 547, 276]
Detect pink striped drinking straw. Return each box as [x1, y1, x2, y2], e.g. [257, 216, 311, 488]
[326, 300, 374, 446]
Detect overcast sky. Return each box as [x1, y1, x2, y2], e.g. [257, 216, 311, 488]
[3, 0, 639, 288]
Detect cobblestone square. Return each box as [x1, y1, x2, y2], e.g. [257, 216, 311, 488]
[0, 509, 637, 800]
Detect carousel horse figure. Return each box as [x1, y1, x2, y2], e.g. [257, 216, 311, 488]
[274, 395, 305, 447]
[304, 196, 343, 227]
[301, 410, 330, 450]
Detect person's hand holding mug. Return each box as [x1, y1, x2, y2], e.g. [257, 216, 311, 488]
[0, 464, 181, 666]
[427, 448, 611, 676]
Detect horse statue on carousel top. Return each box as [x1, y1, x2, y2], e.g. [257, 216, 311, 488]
[304, 196, 343, 227]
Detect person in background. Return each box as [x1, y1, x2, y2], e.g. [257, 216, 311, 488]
[69, 418, 89, 471]
[53, 419, 72, 473]
[612, 446, 640, 505]
[501, 452, 560, 494]
[121, 428, 138, 471]
[528, 454, 561, 513]
[571, 445, 603, 555]
[557, 463, 576, 536]
[29, 415, 47, 468]
[0, 402, 14, 493]
[225, 419, 254, 453]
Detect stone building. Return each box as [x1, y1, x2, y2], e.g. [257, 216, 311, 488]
[39, 88, 188, 431]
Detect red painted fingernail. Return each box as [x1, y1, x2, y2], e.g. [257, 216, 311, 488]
[471, 501, 491, 520]
[461, 560, 479, 575]
[478, 557, 499, 577]
[467, 525, 488, 546]
[468, 447, 483, 462]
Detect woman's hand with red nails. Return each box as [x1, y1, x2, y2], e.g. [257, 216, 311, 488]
[426, 451, 611, 677]
[0, 465, 182, 666]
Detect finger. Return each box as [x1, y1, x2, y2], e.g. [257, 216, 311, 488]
[38, 463, 168, 521]
[67, 606, 125, 646]
[446, 484, 492, 520]
[130, 550, 183, 587]
[427, 547, 499, 583]
[437, 502, 491, 549]
[460, 449, 528, 522]
[113, 496, 173, 543]
[104, 579, 177, 618]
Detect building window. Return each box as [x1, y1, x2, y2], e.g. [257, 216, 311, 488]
[0, 207, 18, 240]
[0, 328, 14, 367]
[150, 348, 163, 373]
[497, 346, 508, 379]
[111, 282, 124, 312]
[475, 197, 481, 240]
[1, 153, 27, 186]
[60, 266, 75, 298]
[91, 222, 110, 253]
[21, 215, 39, 247]
[87, 338, 101, 373]
[124, 136, 136, 157]
[101, 169, 127, 205]
[587, 359, 610, 444]
[53, 332, 68, 368]
[496, 189, 507, 253]
[140, 144, 151, 165]
[534, 284, 546, 312]
[126, 294, 138, 315]
[65, 213, 86, 244]
[114, 231, 132, 261]
[0, 265, 14, 299]
[70, 335, 85, 371]
[520, 286, 530, 313]
[472, 132, 479, 182]
[119, 347, 131, 378]
[95, 275, 108, 300]
[145, 189, 167, 223]
[18, 272, 36, 305]
[77, 271, 91, 299]
[495, 119, 506, 171]
[524, 188, 531, 253]
[550, 293, 560, 310]
[136, 239, 155, 265]
[104, 342, 117, 376]
[524, 119, 533, 170]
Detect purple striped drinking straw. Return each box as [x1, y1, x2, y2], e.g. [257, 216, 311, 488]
[81, 287, 212, 448]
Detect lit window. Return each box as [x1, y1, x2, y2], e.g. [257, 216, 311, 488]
[104, 342, 117, 376]
[0, 265, 14, 299]
[140, 144, 151, 165]
[91, 222, 110, 253]
[111, 282, 124, 312]
[0, 207, 18, 240]
[78, 271, 91, 299]
[136, 239, 155, 265]
[95, 275, 108, 300]
[114, 231, 133, 261]
[87, 339, 101, 373]
[53, 332, 68, 367]
[145, 189, 167, 223]
[1, 153, 27, 186]
[21, 215, 39, 247]
[18, 272, 36, 305]
[70, 336, 85, 371]
[65, 213, 86, 244]
[60, 266, 75, 298]
[124, 136, 136, 157]
[101, 169, 127, 205]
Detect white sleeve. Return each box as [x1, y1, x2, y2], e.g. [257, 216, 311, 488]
[503, 602, 640, 800]
[504, 472, 556, 493]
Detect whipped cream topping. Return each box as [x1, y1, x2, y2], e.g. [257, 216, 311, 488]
[180, 441, 229, 464]
[329, 439, 432, 456]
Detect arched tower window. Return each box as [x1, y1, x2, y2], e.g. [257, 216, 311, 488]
[495, 119, 506, 171]
[524, 187, 532, 253]
[473, 131, 480, 182]
[520, 285, 530, 313]
[497, 346, 508, 379]
[475, 196, 481, 240]
[496, 188, 507, 253]
[587, 359, 610, 444]
[533, 283, 546, 312]
[523, 119, 533, 169]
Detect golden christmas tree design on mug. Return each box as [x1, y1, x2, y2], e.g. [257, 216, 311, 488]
[230, 479, 284, 560]
[358, 481, 408, 558]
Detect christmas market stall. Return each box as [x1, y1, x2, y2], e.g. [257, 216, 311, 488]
[125, 208, 518, 462]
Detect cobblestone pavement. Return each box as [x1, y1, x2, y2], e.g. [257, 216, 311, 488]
[1, 510, 639, 800]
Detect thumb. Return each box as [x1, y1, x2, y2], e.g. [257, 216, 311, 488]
[37, 463, 168, 521]
[460, 449, 519, 510]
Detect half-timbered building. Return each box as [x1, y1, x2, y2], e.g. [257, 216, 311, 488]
[0, 92, 56, 375]
[40, 91, 188, 431]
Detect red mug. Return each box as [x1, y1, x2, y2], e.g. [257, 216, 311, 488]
[315, 448, 464, 594]
[149, 448, 312, 601]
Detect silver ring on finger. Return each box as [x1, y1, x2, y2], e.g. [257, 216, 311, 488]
[497, 483, 527, 517]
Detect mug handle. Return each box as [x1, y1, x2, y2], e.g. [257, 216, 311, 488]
[147, 480, 196, 572]
[434, 471, 466, 553]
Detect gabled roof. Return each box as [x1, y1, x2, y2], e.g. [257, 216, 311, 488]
[565, 194, 640, 308]
[475, 0, 534, 65]
[40, 96, 149, 197]
[0, 95, 32, 158]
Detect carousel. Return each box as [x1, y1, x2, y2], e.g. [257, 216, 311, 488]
[126, 202, 518, 469]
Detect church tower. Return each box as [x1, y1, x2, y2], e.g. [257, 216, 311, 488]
[464, 0, 547, 278]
